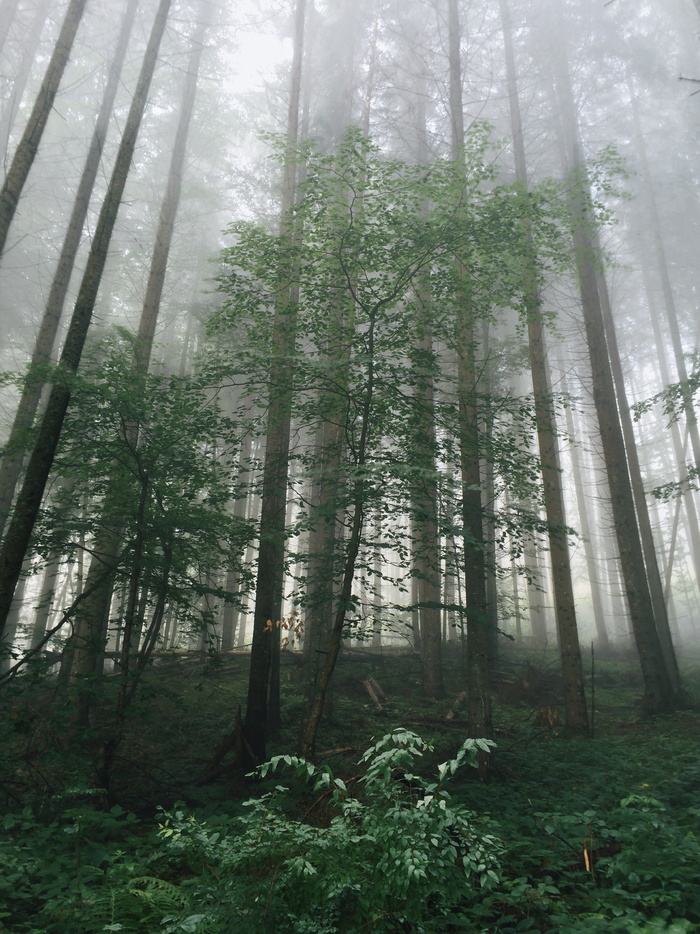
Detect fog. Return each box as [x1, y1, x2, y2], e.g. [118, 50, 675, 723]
[0, 0, 698, 723]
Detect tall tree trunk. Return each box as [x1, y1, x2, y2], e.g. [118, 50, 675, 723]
[596, 266, 681, 689]
[408, 46, 443, 698]
[0, 0, 52, 169]
[0, 0, 174, 641]
[480, 321, 499, 669]
[0, 0, 139, 540]
[567, 173, 676, 713]
[559, 365, 609, 650]
[0, 0, 88, 257]
[500, 0, 588, 732]
[69, 0, 210, 723]
[448, 0, 492, 745]
[547, 0, 679, 712]
[245, 0, 306, 763]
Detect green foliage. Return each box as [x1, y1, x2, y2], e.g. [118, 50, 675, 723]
[210, 128, 574, 622]
[3, 662, 700, 934]
[0, 799, 160, 933]
[24, 331, 255, 643]
[157, 729, 501, 933]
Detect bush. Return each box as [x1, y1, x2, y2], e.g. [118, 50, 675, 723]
[158, 729, 501, 933]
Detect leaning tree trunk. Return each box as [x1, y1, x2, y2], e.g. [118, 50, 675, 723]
[0, 0, 174, 641]
[567, 173, 677, 713]
[0, 0, 88, 258]
[0, 0, 52, 170]
[547, 0, 679, 713]
[596, 266, 681, 690]
[0, 0, 139, 541]
[70, 0, 211, 725]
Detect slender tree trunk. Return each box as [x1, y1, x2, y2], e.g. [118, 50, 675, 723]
[448, 0, 492, 745]
[245, 0, 306, 763]
[500, 0, 588, 732]
[0, 0, 88, 258]
[0, 0, 52, 170]
[546, 1, 679, 712]
[596, 266, 681, 688]
[559, 366, 609, 650]
[298, 296, 380, 759]
[69, 0, 209, 722]
[0, 0, 174, 641]
[30, 553, 60, 650]
[525, 532, 548, 646]
[567, 177, 676, 713]
[480, 321, 499, 669]
[371, 547, 382, 647]
[0, 0, 139, 540]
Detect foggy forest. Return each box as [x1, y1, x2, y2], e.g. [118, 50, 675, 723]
[1, 0, 700, 932]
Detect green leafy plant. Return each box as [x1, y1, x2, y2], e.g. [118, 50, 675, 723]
[157, 729, 501, 933]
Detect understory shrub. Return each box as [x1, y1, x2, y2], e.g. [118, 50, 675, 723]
[157, 729, 501, 933]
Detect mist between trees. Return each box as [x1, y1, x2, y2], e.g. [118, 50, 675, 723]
[0, 0, 699, 778]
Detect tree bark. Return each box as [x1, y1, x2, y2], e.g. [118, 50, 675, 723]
[448, 0, 492, 745]
[0, 0, 88, 258]
[69, 0, 210, 723]
[500, 0, 588, 732]
[0, 0, 174, 641]
[245, 0, 307, 763]
[0, 0, 139, 541]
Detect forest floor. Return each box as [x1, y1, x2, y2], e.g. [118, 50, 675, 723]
[2, 641, 700, 933]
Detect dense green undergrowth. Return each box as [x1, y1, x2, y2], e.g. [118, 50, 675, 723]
[2, 649, 700, 933]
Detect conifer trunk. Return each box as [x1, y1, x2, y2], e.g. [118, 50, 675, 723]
[448, 0, 492, 742]
[70, 0, 210, 723]
[245, 0, 306, 762]
[0, 0, 139, 540]
[0, 0, 88, 257]
[0, 0, 174, 641]
[499, 0, 588, 733]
